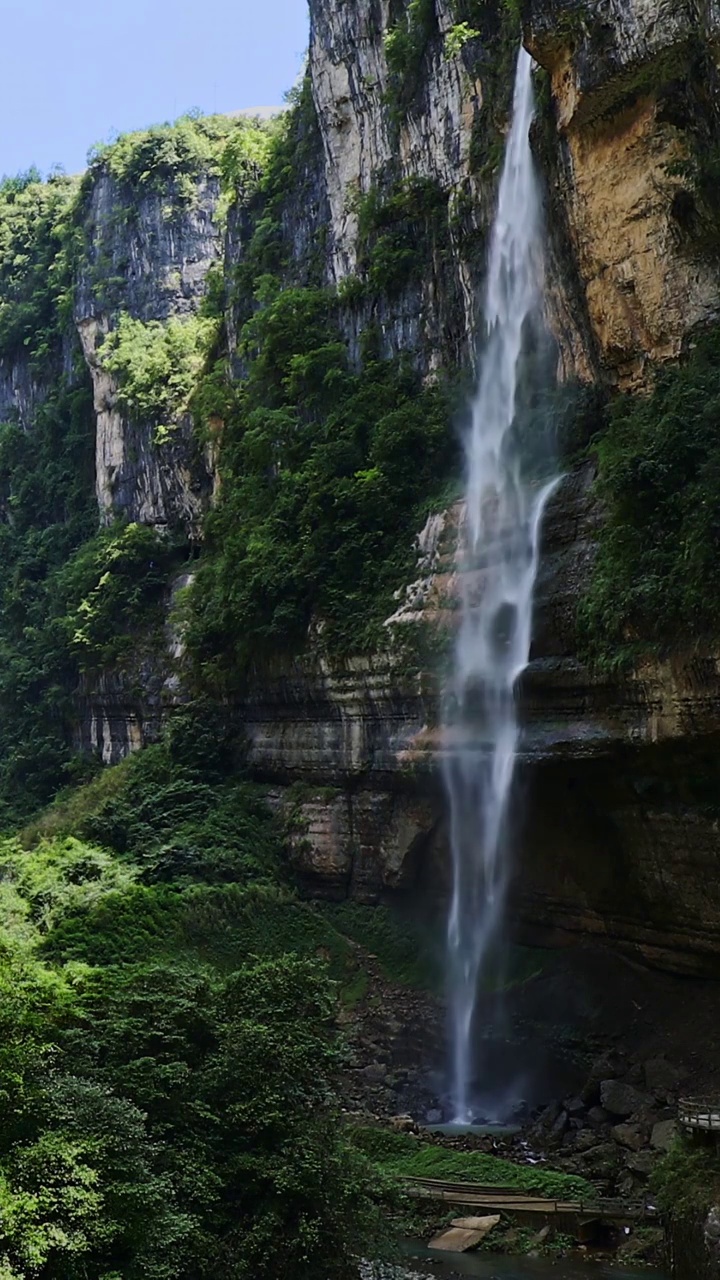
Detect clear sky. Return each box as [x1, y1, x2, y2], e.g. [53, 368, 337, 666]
[0, 0, 310, 178]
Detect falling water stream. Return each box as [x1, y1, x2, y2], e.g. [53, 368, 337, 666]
[443, 46, 558, 1123]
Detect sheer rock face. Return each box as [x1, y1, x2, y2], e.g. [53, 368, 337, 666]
[309, 0, 480, 372]
[527, 0, 720, 386]
[309, 0, 479, 279]
[56, 1, 720, 972]
[308, 0, 596, 376]
[74, 169, 220, 532]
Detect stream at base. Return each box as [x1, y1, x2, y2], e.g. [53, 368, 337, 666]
[398, 1241, 667, 1280]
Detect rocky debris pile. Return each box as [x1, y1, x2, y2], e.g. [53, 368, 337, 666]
[338, 956, 443, 1119]
[526, 1049, 683, 1196]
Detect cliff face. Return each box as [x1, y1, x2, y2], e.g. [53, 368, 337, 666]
[4, 1, 720, 974]
[75, 166, 221, 532]
[231, 0, 720, 976]
[528, 0, 720, 385]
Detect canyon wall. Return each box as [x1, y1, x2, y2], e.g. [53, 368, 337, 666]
[4, 0, 720, 974]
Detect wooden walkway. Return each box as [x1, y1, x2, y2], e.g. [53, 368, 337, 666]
[402, 1176, 659, 1228]
[679, 1097, 720, 1132]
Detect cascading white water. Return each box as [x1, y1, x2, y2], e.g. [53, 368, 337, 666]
[443, 46, 558, 1124]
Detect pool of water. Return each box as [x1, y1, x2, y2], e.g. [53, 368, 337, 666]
[422, 1124, 522, 1139]
[399, 1240, 667, 1280]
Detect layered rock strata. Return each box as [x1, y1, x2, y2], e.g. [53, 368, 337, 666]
[14, 0, 720, 976]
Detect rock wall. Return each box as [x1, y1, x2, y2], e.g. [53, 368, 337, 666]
[4, 0, 719, 976]
[527, 0, 720, 386]
[309, 0, 596, 375]
[74, 167, 221, 532]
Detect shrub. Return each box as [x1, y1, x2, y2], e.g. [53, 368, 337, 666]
[98, 313, 219, 430]
[88, 113, 266, 204]
[187, 285, 456, 677]
[384, 0, 438, 114]
[580, 327, 720, 667]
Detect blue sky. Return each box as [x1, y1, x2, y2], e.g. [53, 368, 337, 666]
[1, 0, 309, 178]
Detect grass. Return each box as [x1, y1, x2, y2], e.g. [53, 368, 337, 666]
[350, 1127, 595, 1200]
[320, 902, 441, 991]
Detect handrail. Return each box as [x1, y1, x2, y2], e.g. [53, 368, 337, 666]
[399, 1175, 658, 1220]
[679, 1097, 720, 1131]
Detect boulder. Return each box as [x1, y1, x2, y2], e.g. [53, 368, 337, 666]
[576, 1130, 602, 1152]
[565, 1096, 586, 1116]
[611, 1122, 648, 1151]
[627, 1150, 657, 1177]
[536, 1100, 563, 1128]
[390, 1115, 418, 1133]
[549, 1109, 569, 1143]
[704, 1205, 720, 1252]
[650, 1119, 678, 1151]
[430, 1216, 499, 1252]
[361, 1063, 387, 1083]
[587, 1105, 612, 1128]
[579, 1141, 624, 1177]
[580, 1051, 627, 1104]
[451, 1215, 501, 1236]
[600, 1079, 654, 1118]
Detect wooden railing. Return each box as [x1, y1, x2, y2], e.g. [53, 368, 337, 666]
[679, 1097, 720, 1132]
[401, 1175, 659, 1222]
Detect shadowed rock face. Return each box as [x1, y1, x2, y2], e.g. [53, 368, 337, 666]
[225, 463, 720, 974]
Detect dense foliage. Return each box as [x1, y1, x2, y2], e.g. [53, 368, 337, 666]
[87, 113, 267, 205]
[0, 171, 78, 363]
[580, 328, 720, 667]
[188, 286, 456, 677]
[0, 716, 399, 1280]
[98, 313, 219, 435]
[0, 114, 275, 817]
[355, 177, 450, 297]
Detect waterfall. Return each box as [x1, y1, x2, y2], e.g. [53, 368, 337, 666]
[442, 46, 557, 1124]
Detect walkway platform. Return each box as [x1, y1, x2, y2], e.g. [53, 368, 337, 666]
[679, 1097, 720, 1132]
[402, 1175, 659, 1230]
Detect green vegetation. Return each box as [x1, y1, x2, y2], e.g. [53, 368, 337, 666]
[384, 0, 438, 115]
[356, 177, 450, 296]
[0, 382, 94, 817]
[351, 1126, 595, 1199]
[0, 171, 79, 364]
[0, 113, 274, 818]
[87, 112, 269, 205]
[187, 285, 456, 677]
[98, 312, 219, 433]
[0, 463, 180, 819]
[580, 327, 720, 667]
[467, 6, 518, 178]
[445, 22, 481, 59]
[652, 1138, 720, 1217]
[0, 715, 409, 1279]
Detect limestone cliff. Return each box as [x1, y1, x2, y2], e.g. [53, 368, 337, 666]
[528, 0, 720, 385]
[231, 0, 720, 976]
[4, 0, 720, 977]
[74, 163, 221, 532]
